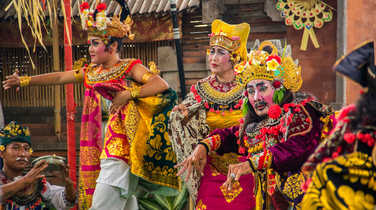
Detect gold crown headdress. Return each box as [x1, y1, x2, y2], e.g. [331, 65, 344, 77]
[80, 1, 135, 42]
[209, 19, 250, 63]
[235, 40, 302, 92]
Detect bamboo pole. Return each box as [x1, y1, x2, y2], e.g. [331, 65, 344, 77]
[52, 0, 62, 140]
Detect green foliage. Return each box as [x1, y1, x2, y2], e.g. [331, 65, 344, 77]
[242, 97, 250, 116]
[272, 87, 286, 105]
[136, 182, 189, 210]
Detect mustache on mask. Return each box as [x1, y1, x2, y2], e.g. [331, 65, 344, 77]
[254, 101, 267, 108]
[16, 157, 29, 162]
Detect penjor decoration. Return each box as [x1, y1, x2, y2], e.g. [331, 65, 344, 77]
[276, 0, 333, 51]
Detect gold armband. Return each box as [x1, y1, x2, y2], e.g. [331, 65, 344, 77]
[130, 86, 141, 99]
[141, 72, 154, 83]
[73, 69, 84, 82]
[19, 76, 31, 87]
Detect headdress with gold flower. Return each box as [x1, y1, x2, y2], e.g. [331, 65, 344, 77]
[0, 121, 31, 151]
[236, 40, 302, 92]
[209, 19, 250, 63]
[80, 0, 135, 43]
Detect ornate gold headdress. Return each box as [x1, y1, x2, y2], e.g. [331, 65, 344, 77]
[80, 1, 135, 42]
[209, 19, 250, 63]
[235, 41, 302, 92]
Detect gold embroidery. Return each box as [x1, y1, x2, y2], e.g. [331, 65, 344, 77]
[196, 199, 207, 210]
[220, 181, 243, 203]
[281, 173, 305, 200]
[124, 101, 139, 143]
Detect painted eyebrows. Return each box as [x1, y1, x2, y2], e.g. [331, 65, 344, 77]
[256, 81, 266, 88]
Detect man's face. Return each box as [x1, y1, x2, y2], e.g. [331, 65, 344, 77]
[208, 46, 233, 75]
[88, 36, 111, 64]
[0, 142, 31, 171]
[247, 79, 276, 117]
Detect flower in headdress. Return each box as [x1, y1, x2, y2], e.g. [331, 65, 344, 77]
[0, 145, 4, 151]
[266, 55, 281, 64]
[272, 80, 282, 89]
[96, 3, 107, 12]
[80, 2, 90, 12]
[266, 58, 281, 71]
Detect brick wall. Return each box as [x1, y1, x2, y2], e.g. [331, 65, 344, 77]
[345, 0, 376, 104]
[286, 0, 337, 104]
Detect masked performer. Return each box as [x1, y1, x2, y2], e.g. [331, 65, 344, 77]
[301, 40, 376, 209]
[3, 2, 179, 209]
[177, 41, 333, 209]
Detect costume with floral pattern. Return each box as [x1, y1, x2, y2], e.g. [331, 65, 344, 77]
[169, 19, 255, 209]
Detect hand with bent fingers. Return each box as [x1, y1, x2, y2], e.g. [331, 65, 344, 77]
[175, 144, 207, 182]
[22, 160, 48, 185]
[222, 161, 252, 191]
[110, 90, 131, 114]
[2, 69, 20, 91]
[172, 104, 189, 117]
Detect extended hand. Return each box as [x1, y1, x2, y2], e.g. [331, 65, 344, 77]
[172, 104, 188, 117]
[22, 160, 48, 185]
[2, 69, 20, 91]
[110, 90, 130, 114]
[222, 161, 252, 190]
[175, 144, 207, 182]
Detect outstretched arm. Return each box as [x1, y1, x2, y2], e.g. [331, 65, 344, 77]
[2, 69, 83, 90]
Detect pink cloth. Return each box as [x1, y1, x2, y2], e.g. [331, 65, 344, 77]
[196, 156, 255, 210]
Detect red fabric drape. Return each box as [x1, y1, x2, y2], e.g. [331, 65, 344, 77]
[64, 0, 77, 209]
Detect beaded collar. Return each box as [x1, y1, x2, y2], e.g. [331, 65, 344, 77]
[190, 74, 245, 112]
[85, 59, 135, 84]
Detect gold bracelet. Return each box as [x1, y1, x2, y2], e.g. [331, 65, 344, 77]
[73, 69, 84, 82]
[130, 86, 141, 99]
[141, 72, 154, 83]
[19, 76, 31, 87]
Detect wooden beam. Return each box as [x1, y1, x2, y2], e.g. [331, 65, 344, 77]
[52, 0, 62, 141]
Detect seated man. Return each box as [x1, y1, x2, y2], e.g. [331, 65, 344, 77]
[0, 121, 76, 209]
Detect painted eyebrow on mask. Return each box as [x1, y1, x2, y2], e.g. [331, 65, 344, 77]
[247, 81, 266, 89]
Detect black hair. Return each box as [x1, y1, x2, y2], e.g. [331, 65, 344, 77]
[105, 37, 123, 53]
[349, 90, 376, 131]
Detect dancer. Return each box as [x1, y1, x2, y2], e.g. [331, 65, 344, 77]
[170, 19, 254, 209]
[3, 2, 179, 209]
